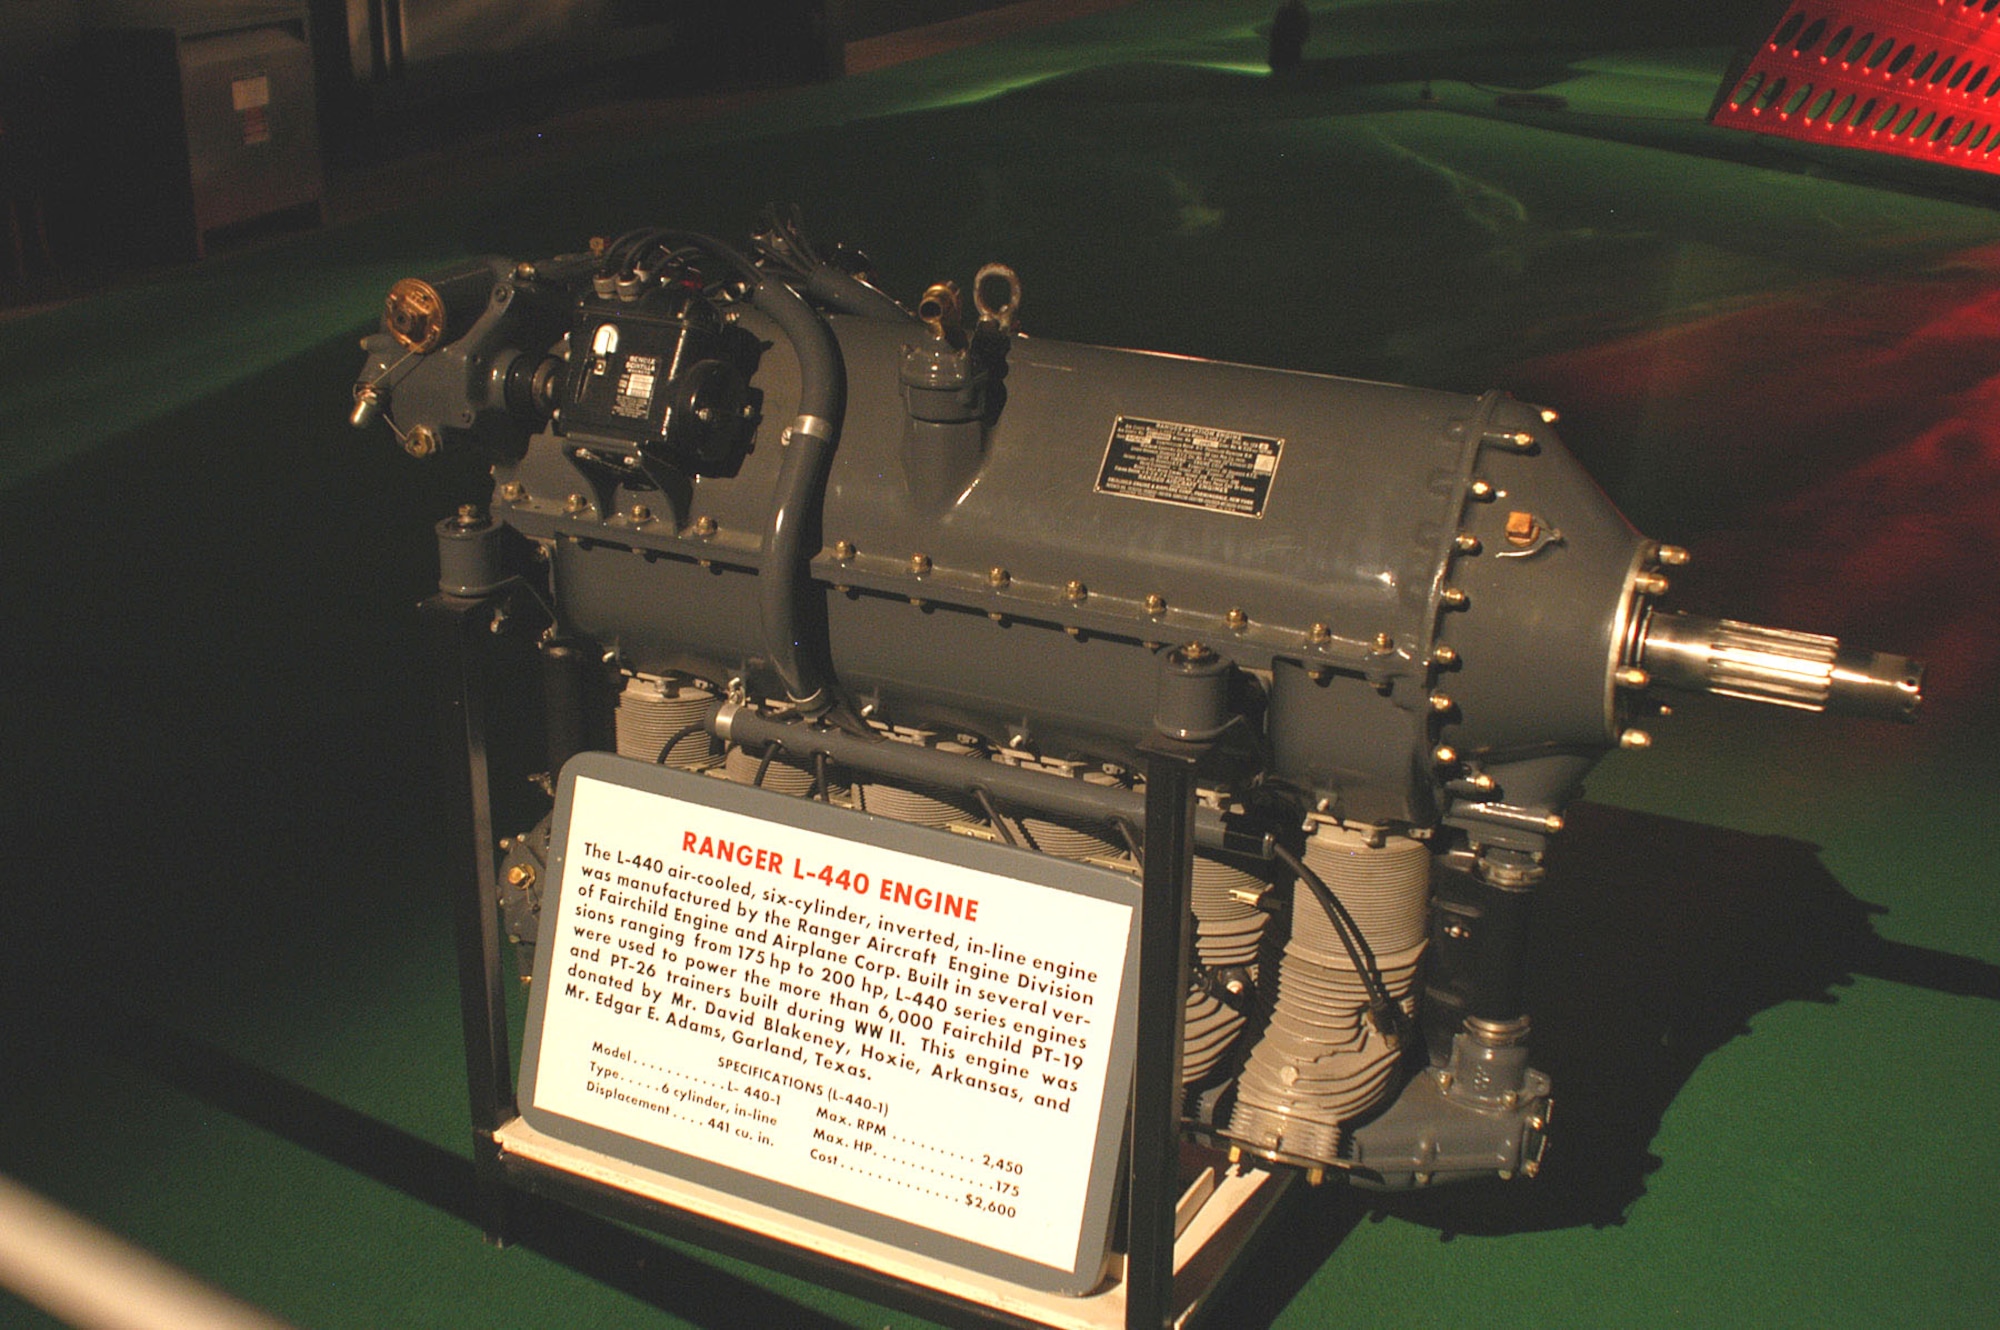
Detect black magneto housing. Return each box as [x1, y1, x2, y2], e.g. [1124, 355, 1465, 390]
[561, 284, 754, 473]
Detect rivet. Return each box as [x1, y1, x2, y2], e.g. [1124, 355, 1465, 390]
[834, 539, 856, 561]
[1065, 578, 1087, 603]
[1467, 773, 1496, 793]
[1181, 641, 1216, 662]
[1309, 622, 1331, 645]
[1620, 729, 1653, 750]
[1432, 645, 1458, 665]
[1544, 814, 1565, 832]
[1469, 479, 1495, 499]
[1434, 745, 1458, 765]
[499, 481, 525, 502]
[1454, 532, 1481, 553]
[694, 515, 718, 537]
[911, 553, 933, 576]
[1225, 607, 1248, 631]
[1655, 544, 1691, 567]
[563, 493, 587, 514]
[1429, 694, 1454, 713]
[1440, 587, 1467, 608]
[1540, 408, 1560, 424]
[989, 566, 1010, 589]
[628, 503, 651, 523]
[1634, 572, 1670, 596]
[1373, 632, 1395, 653]
[1146, 593, 1168, 617]
[1615, 667, 1651, 688]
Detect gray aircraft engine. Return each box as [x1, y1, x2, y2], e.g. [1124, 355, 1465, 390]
[352, 218, 1922, 1190]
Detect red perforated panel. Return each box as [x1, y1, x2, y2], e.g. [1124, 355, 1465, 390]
[1711, 1, 2000, 173]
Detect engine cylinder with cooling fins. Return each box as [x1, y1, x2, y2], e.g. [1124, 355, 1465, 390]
[614, 675, 722, 769]
[1224, 823, 1430, 1165]
[1181, 849, 1278, 1087]
[723, 743, 835, 797]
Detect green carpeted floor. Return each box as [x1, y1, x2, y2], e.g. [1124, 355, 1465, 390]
[3, 2, 1997, 1326]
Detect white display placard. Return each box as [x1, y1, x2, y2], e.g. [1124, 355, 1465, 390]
[518, 756, 1140, 1292]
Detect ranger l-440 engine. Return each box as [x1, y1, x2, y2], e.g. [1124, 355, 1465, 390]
[353, 217, 1921, 1190]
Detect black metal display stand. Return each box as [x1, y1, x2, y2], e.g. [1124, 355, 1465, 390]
[427, 587, 1290, 1330]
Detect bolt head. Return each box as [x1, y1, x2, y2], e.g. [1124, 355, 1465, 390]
[1064, 578, 1087, 602]
[1309, 622, 1331, 644]
[1146, 593, 1168, 616]
[694, 515, 718, 537]
[1432, 645, 1458, 665]
[563, 493, 587, 514]
[989, 566, 1011, 589]
[912, 553, 934, 576]
[1455, 532, 1481, 553]
[499, 481, 525, 502]
[834, 539, 856, 561]
[403, 426, 440, 459]
[1469, 479, 1494, 499]
[1441, 587, 1467, 607]
[1225, 607, 1248, 631]
[628, 503, 651, 522]
[1373, 632, 1395, 652]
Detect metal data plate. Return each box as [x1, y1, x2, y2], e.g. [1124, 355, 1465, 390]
[518, 752, 1142, 1295]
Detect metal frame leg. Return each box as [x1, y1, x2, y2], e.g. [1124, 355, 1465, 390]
[1128, 739, 1201, 1330]
[425, 591, 518, 1243]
